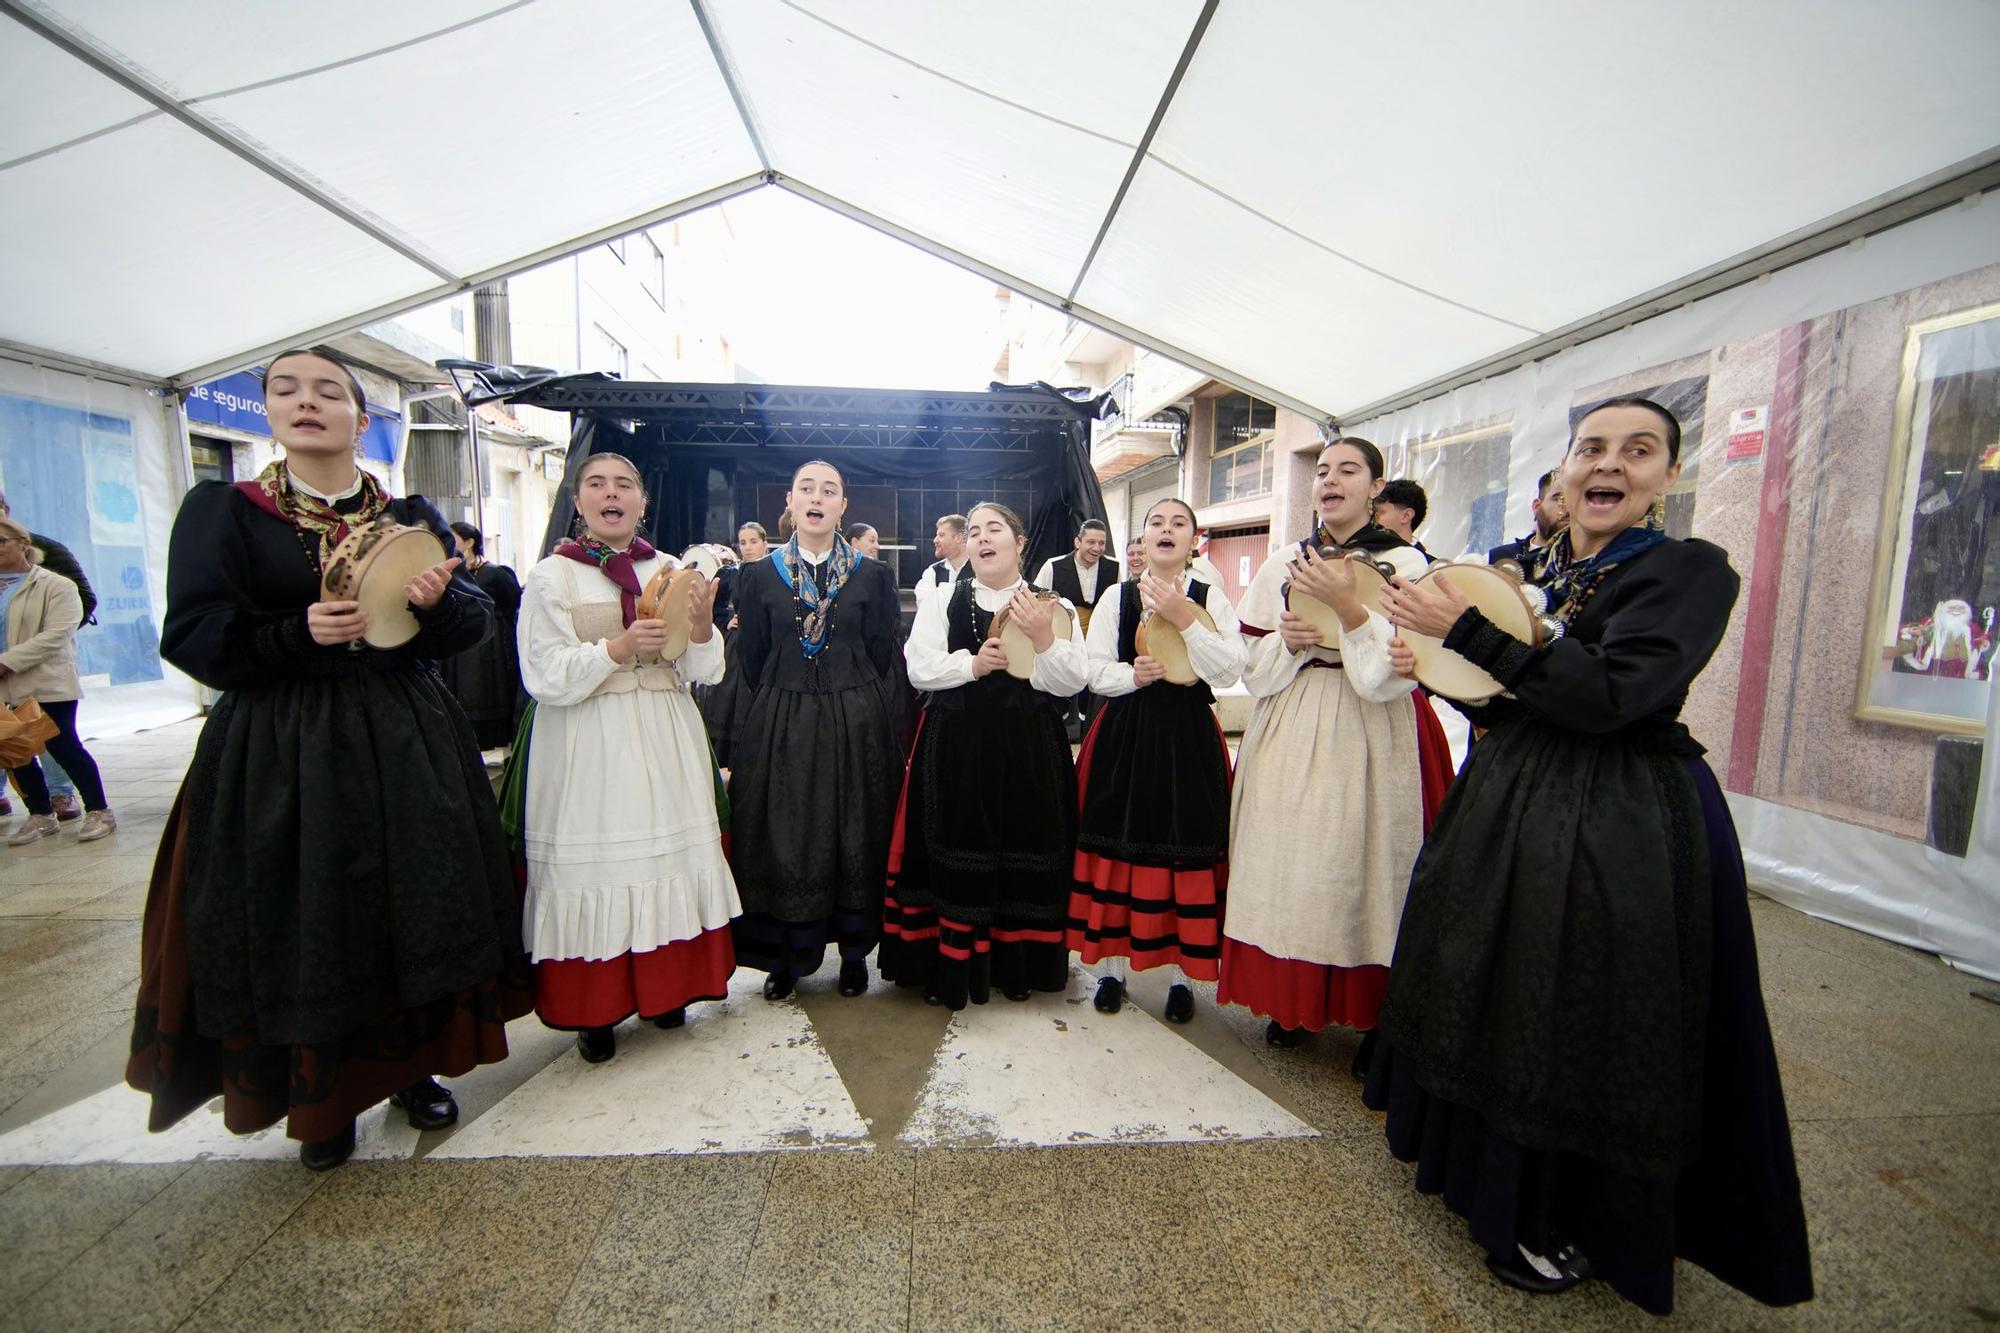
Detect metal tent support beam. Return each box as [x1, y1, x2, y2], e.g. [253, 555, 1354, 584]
[0, 0, 457, 283]
[1065, 0, 1219, 306]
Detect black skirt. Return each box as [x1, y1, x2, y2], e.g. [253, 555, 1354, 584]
[1366, 719, 1811, 1314]
[728, 676, 902, 973]
[880, 674, 1075, 1007]
[180, 658, 526, 1046]
[1075, 683, 1230, 868]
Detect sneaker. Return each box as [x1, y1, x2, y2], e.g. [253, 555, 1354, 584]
[50, 793, 81, 823]
[7, 814, 58, 847]
[76, 809, 117, 843]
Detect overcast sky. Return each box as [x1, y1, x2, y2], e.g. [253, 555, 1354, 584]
[714, 188, 1005, 390]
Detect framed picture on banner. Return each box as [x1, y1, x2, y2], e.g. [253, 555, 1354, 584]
[1856, 301, 2000, 735]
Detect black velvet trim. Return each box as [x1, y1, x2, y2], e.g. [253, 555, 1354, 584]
[1443, 606, 1537, 685]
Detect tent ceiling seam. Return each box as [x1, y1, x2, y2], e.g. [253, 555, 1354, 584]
[0, 0, 459, 284]
[771, 173, 1335, 426]
[690, 0, 771, 172]
[775, 0, 1131, 150]
[1064, 0, 1218, 306]
[184, 0, 538, 104]
[1337, 152, 2000, 422]
[0, 109, 157, 174]
[1142, 155, 1544, 337]
[0, 1, 534, 175]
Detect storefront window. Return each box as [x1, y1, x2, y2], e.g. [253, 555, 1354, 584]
[1207, 392, 1276, 502]
[1859, 302, 2000, 733]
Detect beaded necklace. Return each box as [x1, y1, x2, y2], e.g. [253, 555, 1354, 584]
[961, 574, 1020, 647]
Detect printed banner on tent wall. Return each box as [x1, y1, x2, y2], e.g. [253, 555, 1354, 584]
[0, 392, 162, 687]
[184, 369, 403, 464]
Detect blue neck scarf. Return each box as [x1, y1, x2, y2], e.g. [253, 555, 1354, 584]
[1538, 523, 1669, 624]
[772, 534, 858, 658]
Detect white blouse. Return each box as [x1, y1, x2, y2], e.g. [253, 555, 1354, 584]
[904, 575, 1089, 697]
[1084, 575, 1246, 697]
[519, 553, 725, 707]
[1237, 541, 1427, 705]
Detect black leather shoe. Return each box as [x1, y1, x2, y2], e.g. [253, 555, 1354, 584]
[763, 972, 795, 1001]
[575, 1026, 616, 1063]
[1093, 977, 1124, 1014]
[388, 1076, 459, 1131]
[1002, 988, 1031, 1002]
[1351, 1028, 1379, 1081]
[1163, 983, 1194, 1024]
[1485, 1245, 1591, 1295]
[1265, 1020, 1308, 1047]
[838, 959, 868, 997]
[299, 1121, 356, 1171]
[652, 1008, 687, 1029]
[923, 987, 944, 1006]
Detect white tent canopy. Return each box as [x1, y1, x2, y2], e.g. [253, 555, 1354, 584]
[3, 0, 1999, 420]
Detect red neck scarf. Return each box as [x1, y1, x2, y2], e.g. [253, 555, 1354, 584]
[556, 534, 657, 627]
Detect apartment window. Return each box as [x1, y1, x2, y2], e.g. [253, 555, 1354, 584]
[606, 235, 626, 263]
[643, 232, 666, 307]
[1207, 391, 1277, 503]
[592, 324, 628, 378]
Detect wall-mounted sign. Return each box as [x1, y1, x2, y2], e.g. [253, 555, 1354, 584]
[1725, 404, 1768, 461]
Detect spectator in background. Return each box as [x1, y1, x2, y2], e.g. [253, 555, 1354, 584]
[438, 522, 527, 751]
[1486, 470, 1567, 577]
[737, 521, 770, 564]
[776, 511, 796, 542]
[0, 517, 114, 845]
[1377, 479, 1432, 560]
[0, 488, 92, 821]
[1124, 536, 1145, 577]
[913, 514, 972, 615]
[846, 523, 882, 559]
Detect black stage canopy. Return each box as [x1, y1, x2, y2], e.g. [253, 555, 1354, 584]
[461, 370, 1114, 589]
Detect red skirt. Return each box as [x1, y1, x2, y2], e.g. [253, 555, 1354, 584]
[1216, 937, 1390, 1031]
[535, 926, 736, 1030]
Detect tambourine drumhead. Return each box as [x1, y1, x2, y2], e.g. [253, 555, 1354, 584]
[1290, 553, 1390, 648]
[678, 545, 725, 580]
[320, 521, 446, 649]
[989, 593, 1073, 680]
[1400, 562, 1541, 702]
[1134, 605, 1218, 685]
[635, 564, 705, 664]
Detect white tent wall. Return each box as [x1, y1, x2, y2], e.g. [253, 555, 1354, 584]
[1346, 196, 2000, 980]
[0, 355, 200, 739]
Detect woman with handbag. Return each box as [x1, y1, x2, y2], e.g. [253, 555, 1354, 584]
[0, 516, 114, 845]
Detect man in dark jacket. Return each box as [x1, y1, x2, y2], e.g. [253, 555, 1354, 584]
[0, 488, 95, 820]
[1485, 469, 1566, 577]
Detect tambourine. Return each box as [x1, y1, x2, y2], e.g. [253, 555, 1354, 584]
[988, 590, 1074, 680]
[1289, 549, 1391, 648]
[678, 544, 726, 579]
[1392, 562, 1543, 702]
[320, 518, 447, 649]
[634, 563, 707, 664]
[1135, 605, 1218, 685]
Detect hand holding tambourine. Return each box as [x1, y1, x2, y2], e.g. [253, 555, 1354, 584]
[403, 557, 462, 611]
[969, 638, 1011, 678]
[686, 574, 718, 643]
[1286, 545, 1360, 615]
[613, 618, 670, 663]
[1005, 587, 1057, 651]
[1386, 635, 1417, 679]
[1381, 571, 1471, 640]
[1139, 571, 1196, 630]
[1130, 654, 1168, 686]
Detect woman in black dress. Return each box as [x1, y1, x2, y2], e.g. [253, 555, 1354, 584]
[880, 502, 1085, 1009]
[1368, 398, 1812, 1314]
[438, 520, 526, 750]
[126, 347, 532, 1170]
[728, 460, 903, 999]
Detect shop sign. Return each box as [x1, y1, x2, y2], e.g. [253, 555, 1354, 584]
[1725, 405, 1768, 461]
